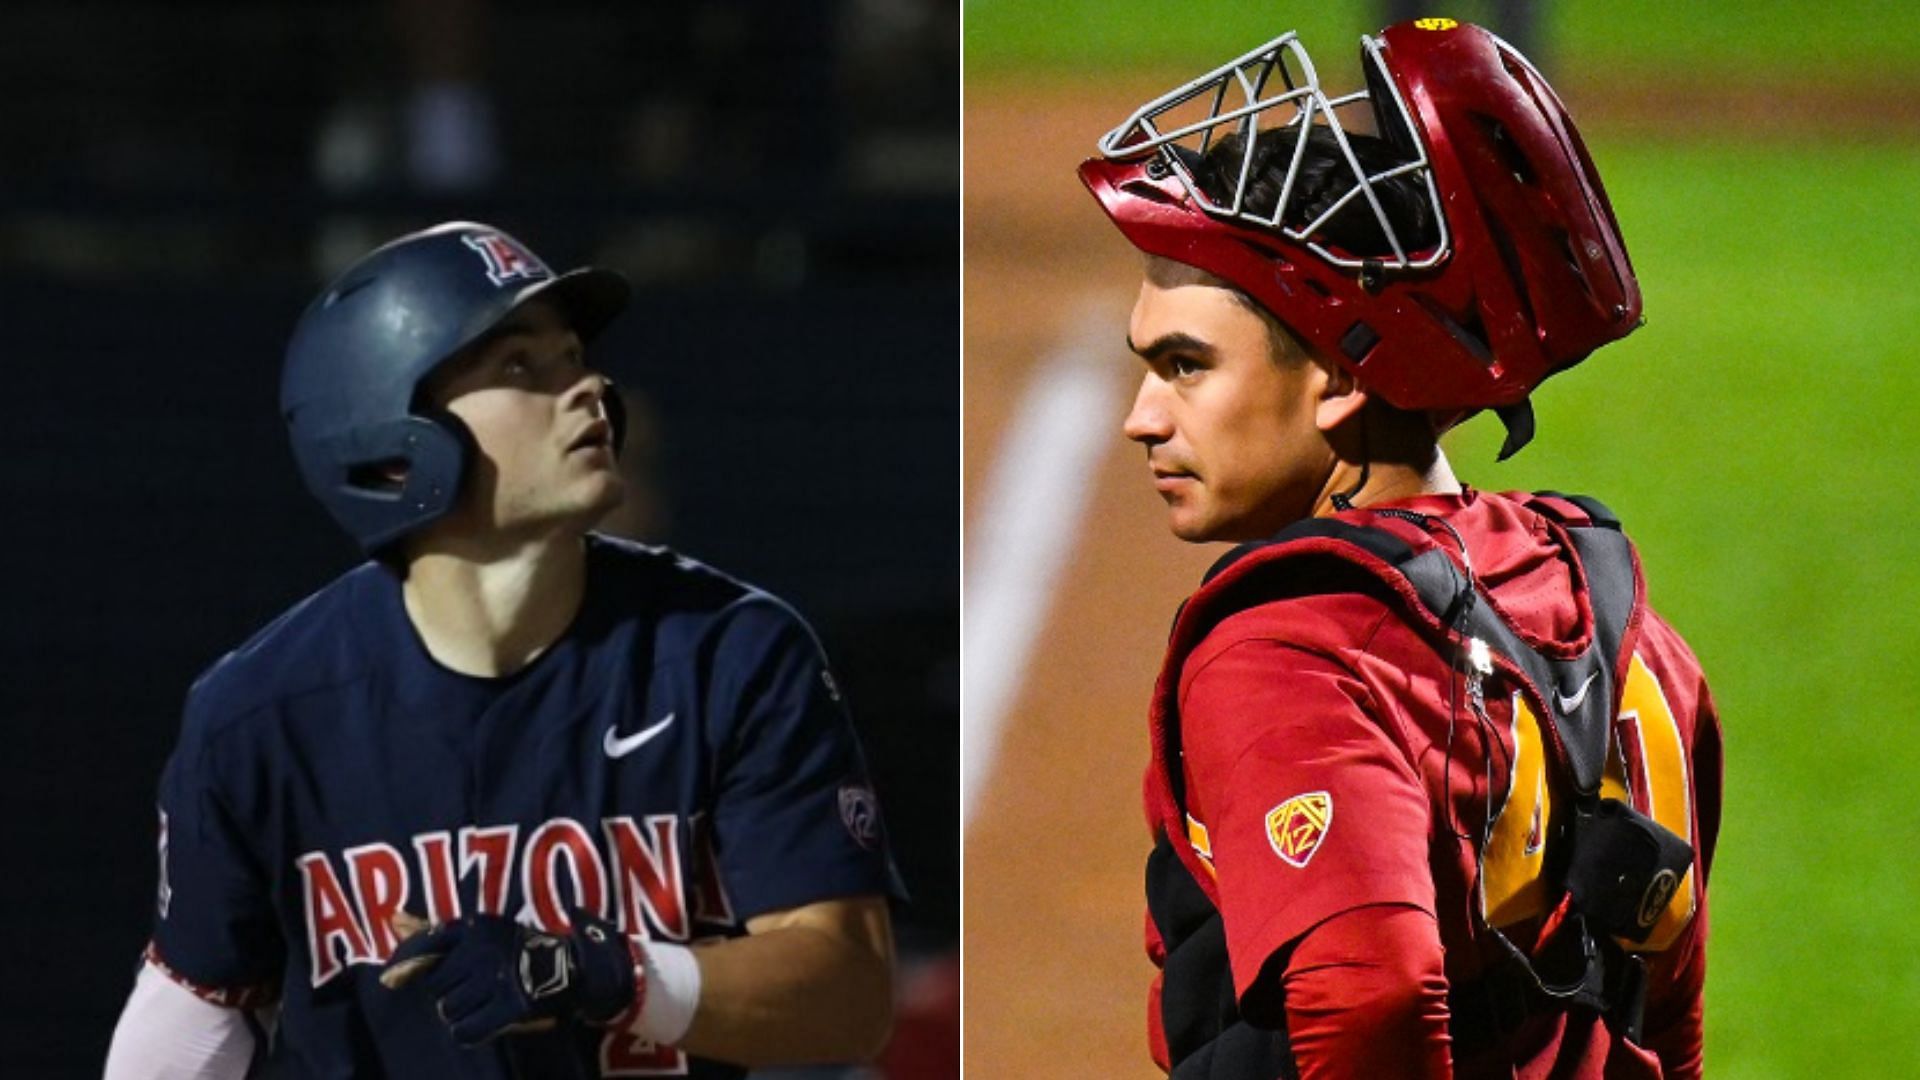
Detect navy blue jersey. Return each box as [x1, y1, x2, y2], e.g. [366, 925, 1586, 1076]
[147, 535, 903, 1079]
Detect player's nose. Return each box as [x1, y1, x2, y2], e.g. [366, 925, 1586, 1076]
[1123, 377, 1172, 445]
[562, 369, 611, 413]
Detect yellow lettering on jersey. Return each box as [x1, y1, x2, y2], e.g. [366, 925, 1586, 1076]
[1481, 691, 1556, 927]
[1479, 653, 1695, 950]
[1618, 652, 1696, 951]
[1186, 814, 1217, 879]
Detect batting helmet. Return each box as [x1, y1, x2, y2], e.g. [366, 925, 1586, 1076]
[1079, 19, 1641, 456]
[281, 221, 631, 551]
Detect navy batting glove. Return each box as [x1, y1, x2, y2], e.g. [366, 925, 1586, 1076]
[381, 910, 639, 1045]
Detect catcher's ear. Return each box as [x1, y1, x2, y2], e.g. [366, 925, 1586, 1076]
[1313, 358, 1369, 434]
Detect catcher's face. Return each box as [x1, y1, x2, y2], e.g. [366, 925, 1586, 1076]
[419, 298, 625, 539]
[1123, 278, 1332, 542]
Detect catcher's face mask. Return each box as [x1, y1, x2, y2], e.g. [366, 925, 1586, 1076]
[1081, 20, 1642, 457]
[1095, 29, 1448, 275]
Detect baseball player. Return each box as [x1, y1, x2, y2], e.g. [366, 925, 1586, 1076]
[1078, 20, 1721, 1078]
[102, 222, 903, 1078]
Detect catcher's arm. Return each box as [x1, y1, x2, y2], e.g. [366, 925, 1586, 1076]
[103, 961, 258, 1080]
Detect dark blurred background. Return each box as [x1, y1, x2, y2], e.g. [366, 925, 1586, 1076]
[0, 1, 957, 1076]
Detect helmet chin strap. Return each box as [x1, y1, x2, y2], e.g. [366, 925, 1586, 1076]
[1329, 460, 1370, 512]
[1329, 408, 1372, 512]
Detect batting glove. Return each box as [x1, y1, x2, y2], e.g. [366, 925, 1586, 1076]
[380, 910, 642, 1045]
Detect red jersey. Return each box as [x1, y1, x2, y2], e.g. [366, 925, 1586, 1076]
[1143, 490, 1722, 1078]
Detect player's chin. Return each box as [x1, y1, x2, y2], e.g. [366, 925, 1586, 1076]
[579, 472, 627, 515]
[1168, 496, 1267, 545]
[1164, 502, 1219, 544]
[543, 472, 626, 528]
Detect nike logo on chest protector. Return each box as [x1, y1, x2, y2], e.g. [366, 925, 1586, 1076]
[1555, 672, 1598, 715]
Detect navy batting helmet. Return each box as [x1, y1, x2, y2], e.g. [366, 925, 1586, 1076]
[281, 221, 631, 551]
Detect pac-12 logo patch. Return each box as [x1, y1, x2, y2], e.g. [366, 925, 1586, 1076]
[838, 784, 881, 850]
[462, 232, 550, 287]
[1266, 791, 1332, 868]
[156, 807, 173, 918]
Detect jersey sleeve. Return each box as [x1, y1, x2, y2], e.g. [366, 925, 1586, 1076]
[1180, 634, 1435, 1004]
[703, 597, 905, 919]
[147, 690, 285, 999]
[1279, 905, 1453, 1079]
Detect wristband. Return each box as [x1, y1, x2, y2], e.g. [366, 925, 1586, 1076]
[635, 941, 701, 1045]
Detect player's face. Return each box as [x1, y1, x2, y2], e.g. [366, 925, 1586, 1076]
[1124, 279, 1330, 542]
[420, 298, 625, 538]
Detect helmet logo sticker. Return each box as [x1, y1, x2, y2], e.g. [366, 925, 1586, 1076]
[1265, 791, 1332, 868]
[462, 232, 551, 287]
[1414, 17, 1460, 31]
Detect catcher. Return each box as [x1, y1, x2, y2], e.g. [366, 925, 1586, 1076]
[1079, 19, 1721, 1078]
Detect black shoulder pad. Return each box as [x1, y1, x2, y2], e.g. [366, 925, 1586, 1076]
[1204, 518, 1416, 585]
[1531, 490, 1621, 529]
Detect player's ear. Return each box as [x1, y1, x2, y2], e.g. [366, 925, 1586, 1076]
[1312, 356, 1369, 434]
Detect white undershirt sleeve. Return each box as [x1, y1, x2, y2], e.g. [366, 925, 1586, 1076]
[103, 961, 258, 1080]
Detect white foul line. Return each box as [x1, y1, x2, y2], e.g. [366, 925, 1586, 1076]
[962, 301, 1127, 828]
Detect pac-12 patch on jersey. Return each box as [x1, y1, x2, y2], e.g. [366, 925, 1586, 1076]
[838, 784, 881, 850]
[1265, 791, 1332, 868]
[155, 807, 172, 919]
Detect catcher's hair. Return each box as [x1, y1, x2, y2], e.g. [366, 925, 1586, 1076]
[1148, 125, 1443, 367]
[1189, 125, 1439, 257]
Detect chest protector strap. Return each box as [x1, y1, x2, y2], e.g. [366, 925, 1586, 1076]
[1146, 493, 1694, 1073]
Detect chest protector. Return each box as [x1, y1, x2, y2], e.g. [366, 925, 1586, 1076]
[1144, 494, 1695, 1077]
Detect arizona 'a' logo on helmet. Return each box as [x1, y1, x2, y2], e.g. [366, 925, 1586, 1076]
[462, 231, 552, 287]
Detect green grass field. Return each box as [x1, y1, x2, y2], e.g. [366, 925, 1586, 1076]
[972, 2, 1920, 1070]
[966, 0, 1920, 79]
[1442, 138, 1920, 1075]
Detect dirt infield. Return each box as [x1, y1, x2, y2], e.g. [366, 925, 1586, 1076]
[963, 77, 1219, 1078]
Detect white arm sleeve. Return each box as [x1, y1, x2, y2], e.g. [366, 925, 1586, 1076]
[103, 961, 257, 1080]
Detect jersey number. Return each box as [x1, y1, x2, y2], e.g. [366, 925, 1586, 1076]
[1479, 651, 1697, 951]
[600, 1030, 685, 1076]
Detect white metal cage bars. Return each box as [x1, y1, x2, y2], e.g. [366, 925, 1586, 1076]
[1096, 33, 1451, 273]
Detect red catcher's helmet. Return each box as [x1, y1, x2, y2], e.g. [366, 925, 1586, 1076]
[1079, 19, 1641, 456]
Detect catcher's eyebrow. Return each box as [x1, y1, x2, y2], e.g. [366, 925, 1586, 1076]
[1128, 331, 1216, 361]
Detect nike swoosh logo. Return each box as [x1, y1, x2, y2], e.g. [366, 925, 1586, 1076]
[1555, 673, 1598, 714]
[603, 714, 675, 758]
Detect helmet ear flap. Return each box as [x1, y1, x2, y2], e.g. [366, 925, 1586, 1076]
[399, 408, 473, 524]
[308, 414, 470, 553]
